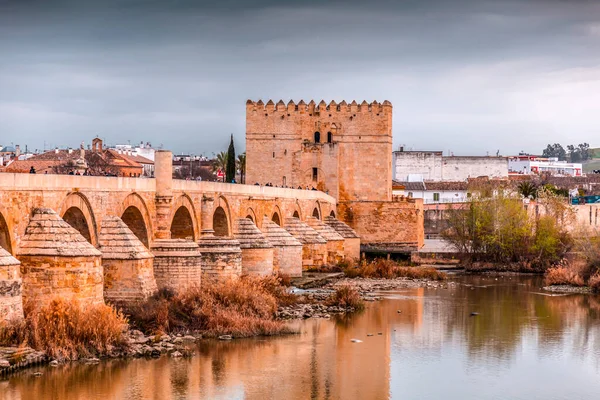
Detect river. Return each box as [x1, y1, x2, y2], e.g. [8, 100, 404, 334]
[2, 274, 600, 400]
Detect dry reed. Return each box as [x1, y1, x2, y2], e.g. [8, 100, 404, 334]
[0, 298, 128, 360]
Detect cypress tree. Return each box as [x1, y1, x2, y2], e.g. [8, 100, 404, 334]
[226, 134, 236, 183]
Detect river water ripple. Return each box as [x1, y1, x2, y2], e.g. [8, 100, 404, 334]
[2, 274, 600, 400]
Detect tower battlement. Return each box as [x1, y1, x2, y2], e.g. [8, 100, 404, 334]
[246, 99, 392, 116]
[246, 98, 393, 202]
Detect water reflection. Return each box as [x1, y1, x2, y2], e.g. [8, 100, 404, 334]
[3, 275, 600, 400]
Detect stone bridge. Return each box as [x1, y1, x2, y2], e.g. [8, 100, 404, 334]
[0, 151, 360, 321]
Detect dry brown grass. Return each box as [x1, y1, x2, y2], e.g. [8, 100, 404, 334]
[545, 266, 585, 286]
[326, 285, 364, 310]
[0, 298, 128, 360]
[126, 276, 296, 338]
[588, 273, 600, 293]
[343, 259, 447, 281]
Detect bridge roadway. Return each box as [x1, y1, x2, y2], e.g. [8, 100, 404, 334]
[0, 152, 337, 255]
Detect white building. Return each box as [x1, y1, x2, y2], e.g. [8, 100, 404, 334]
[393, 150, 509, 182]
[508, 156, 582, 177]
[393, 180, 469, 204]
[114, 142, 156, 161]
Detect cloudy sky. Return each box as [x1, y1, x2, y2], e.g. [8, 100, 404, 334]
[1, 0, 600, 156]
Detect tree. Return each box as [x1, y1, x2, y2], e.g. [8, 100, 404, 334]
[236, 153, 246, 184]
[542, 143, 566, 161]
[212, 151, 228, 177]
[517, 181, 537, 199]
[578, 143, 590, 161]
[567, 145, 580, 163]
[226, 134, 236, 183]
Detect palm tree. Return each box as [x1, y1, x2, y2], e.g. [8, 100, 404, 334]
[212, 151, 228, 181]
[518, 181, 537, 199]
[237, 153, 246, 184]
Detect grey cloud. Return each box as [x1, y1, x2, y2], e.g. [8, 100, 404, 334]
[1, 0, 600, 155]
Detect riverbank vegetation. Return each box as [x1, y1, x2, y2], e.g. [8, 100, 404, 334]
[125, 276, 296, 338]
[326, 285, 364, 310]
[342, 259, 447, 281]
[0, 299, 128, 360]
[443, 190, 574, 271]
[545, 233, 600, 291]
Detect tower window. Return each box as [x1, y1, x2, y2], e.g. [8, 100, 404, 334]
[314, 131, 320, 143]
[273, 152, 275, 158]
[312, 168, 318, 181]
[327, 132, 332, 143]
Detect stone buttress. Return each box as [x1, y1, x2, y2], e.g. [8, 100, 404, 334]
[150, 239, 202, 292]
[98, 216, 157, 305]
[284, 217, 327, 270]
[17, 208, 104, 306]
[306, 217, 345, 265]
[0, 247, 23, 321]
[261, 217, 303, 277]
[233, 218, 274, 276]
[196, 235, 242, 282]
[324, 216, 361, 261]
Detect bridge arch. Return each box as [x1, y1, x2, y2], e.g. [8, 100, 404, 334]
[60, 192, 98, 246]
[271, 205, 283, 226]
[245, 207, 257, 224]
[169, 194, 198, 241]
[213, 196, 232, 237]
[312, 201, 322, 220]
[120, 193, 153, 248]
[0, 211, 13, 255]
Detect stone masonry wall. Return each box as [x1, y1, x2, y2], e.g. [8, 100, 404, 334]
[151, 239, 202, 292]
[273, 245, 303, 277]
[338, 198, 424, 252]
[19, 255, 104, 306]
[103, 258, 157, 304]
[246, 100, 392, 202]
[0, 248, 23, 321]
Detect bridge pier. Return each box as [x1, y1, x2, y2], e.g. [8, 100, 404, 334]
[284, 217, 328, 270]
[99, 216, 157, 305]
[154, 150, 174, 241]
[234, 218, 274, 277]
[196, 195, 242, 282]
[307, 217, 345, 266]
[0, 247, 23, 321]
[325, 216, 361, 261]
[17, 208, 104, 307]
[261, 217, 303, 277]
[150, 239, 202, 293]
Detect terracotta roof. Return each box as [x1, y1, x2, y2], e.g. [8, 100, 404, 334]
[3, 160, 61, 174]
[32, 150, 81, 161]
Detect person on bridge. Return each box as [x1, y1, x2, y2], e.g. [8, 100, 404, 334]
[29, 166, 36, 174]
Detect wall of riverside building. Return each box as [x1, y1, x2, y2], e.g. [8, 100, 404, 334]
[393, 151, 443, 182]
[338, 199, 424, 251]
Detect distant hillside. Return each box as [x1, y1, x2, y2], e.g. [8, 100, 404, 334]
[584, 160, 600, 173]
[581, 148, 600, 172]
